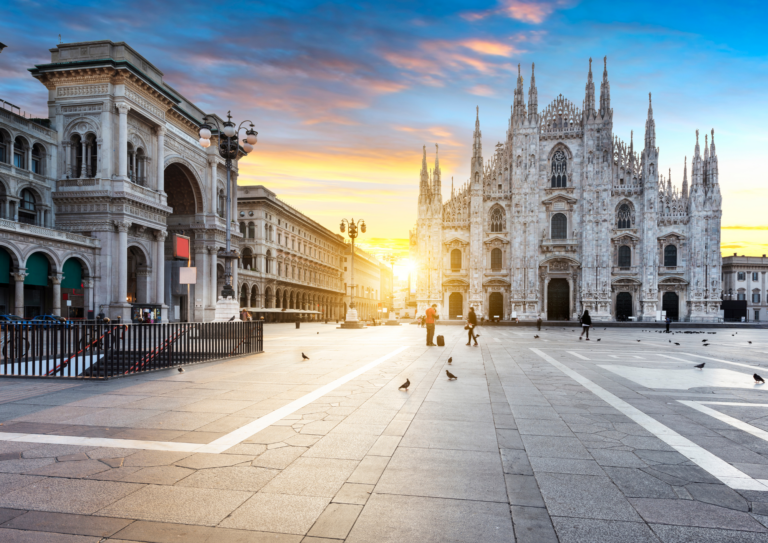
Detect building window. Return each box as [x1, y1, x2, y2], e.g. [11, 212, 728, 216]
[753, 272, 759, 281]
[618, 245, 631, 267]
[0, 132, 7, 163]
[239, 222, 247, 236]
[491, 248, 502, 271]
[551, 213, 567, 239]
[490, 207, 505, 233]
[738, 292, 746, 301]
[18, 189, 36, 225]
[248, 222, 255, 239]
[13, 137, 26, 169]
[738, 272, 746, 281]
[753, 292, 761, 304]
[450, 249, 462, 270]
[550, 149, 567, 188]
[664, 245, 677, 267]
[617, 203, 632, 229]
[31, 144, 43, 175]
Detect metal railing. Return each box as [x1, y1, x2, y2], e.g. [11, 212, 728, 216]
[0, 321, 263, 379]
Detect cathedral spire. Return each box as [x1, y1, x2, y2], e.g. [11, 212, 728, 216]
[512, 63, 526, 124]
[682, 156, 688, 199]
[473, 106, 482, 159]
[644, 92, 656, 150]
[432, 143, 441, 199]
[419, 144, 430, 204]
[667, 168, 672, 194]
[599, 56, 611, 119]
[584, 57, 596, 118]
[528, 63, 538, 122]
[709, 129, 718, 182]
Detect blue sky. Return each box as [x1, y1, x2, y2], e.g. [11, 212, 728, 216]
[1, 0, 766, 257]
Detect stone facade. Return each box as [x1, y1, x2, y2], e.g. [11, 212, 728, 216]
[236, 185, 346, 321]
[722, 255, 768, 322]
[342, 245, 384, 321]
[411, 59, 723, 322]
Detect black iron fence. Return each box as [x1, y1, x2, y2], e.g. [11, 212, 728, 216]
[0, 321, 263, 379]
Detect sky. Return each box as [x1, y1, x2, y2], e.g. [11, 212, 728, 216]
[1, 0, 767, 271]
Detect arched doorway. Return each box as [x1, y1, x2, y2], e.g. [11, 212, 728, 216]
[662, 291, 679, 321]
[127, 246, 150, 305]
[62, 258, 85, 319]
[449, 292, 463, 319]
[616, 292, 632, 321]
[489, 292, 504, 320]
[0, 247, 12, 314]
[547, 279, 570, 321]
[24, 252, 51, 318]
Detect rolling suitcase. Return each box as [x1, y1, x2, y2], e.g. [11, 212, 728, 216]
[436, 335, 445, 347]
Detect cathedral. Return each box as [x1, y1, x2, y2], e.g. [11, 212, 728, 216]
[410, 58, 723, 322]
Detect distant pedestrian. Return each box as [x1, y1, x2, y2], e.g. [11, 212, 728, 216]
[425, 304, 438, 346]
[537, 316, 542, 331]
[466, 307, 478, 346]
[665, 316, 671, 333]
[580, 310, 592, 340]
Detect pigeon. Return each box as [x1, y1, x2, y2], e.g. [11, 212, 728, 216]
[302, 352, 310, 360]
[675, 343, 680, 346]
[703, 344, 709, 347]
[749, 341, 753, 344]
[448, 357, 453, 364]
[534, 335, 539, 339]
[317, 332, 319, 334]
[178, 367, 185, 373]
[693, 363, 705, 370]
[398, 379, 410, 391]
[702, 340, 707, 342]
[446, 370, 457, 380]
[229, 315, 235, 322]
[637, 340, 641, 342]
[755, 374, 765, 384]
[579, 336, 582, 340]
[597, 338, 601, 342]
[669, 340, 671, 343]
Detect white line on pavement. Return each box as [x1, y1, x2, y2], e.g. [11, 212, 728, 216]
[530, 348, 768, 492]
[567, 351, 590, 360]
[679, 400, 768, 446]
[0, 346, 409, 454]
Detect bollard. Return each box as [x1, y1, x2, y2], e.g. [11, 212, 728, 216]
[295, 321, 300, 329]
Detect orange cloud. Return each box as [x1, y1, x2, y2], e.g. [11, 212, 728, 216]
[468, 84, 496, 97]
[461, 39, 517, 57]
[463, 1, 569, 24]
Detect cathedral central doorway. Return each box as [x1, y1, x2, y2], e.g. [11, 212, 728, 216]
[449, 292, 463, 319]
[489, 292, 503, 320]
[547, 279, 570, 320]
[662, 291, 679, 321]
[616, 292, 632, 321]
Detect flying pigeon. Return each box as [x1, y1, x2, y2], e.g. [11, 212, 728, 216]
[755, 374, 765, 384]
[448, 357, 453, 364]
[178, 367, 185, 373]
[302, 352, 310, 360]
[446, 370, 457, 380]
[398, 379, 410, 391]
[694, 363, 705, 370]
[534, 335, 539, 339]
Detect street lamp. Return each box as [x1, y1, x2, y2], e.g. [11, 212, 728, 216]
[198, 111, 258, 302]
[339, 218, 365, 328]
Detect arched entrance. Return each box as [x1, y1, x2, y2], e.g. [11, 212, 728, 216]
[547, 279, 570, 321]
[449, 292, 463, 319]
[24, 252, 51, 318]
[0, 247, 12, 314]
[616, 292, 632, 321]
[127, 246, 150, 305]
[489, 292, 504, 320]
[662, 291, 679, 321]
[62, 258, 85, 319]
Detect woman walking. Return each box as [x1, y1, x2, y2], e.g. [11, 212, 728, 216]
[579, 309, 592, 340]
[466, 307, 479, 346]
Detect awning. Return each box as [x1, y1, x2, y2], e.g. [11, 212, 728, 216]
[244, 308, 321, 314]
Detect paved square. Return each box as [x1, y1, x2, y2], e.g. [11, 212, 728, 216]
[0, 322, 768, 541]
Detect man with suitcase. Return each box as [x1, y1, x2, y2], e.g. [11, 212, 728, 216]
[425, 304, 438, 346]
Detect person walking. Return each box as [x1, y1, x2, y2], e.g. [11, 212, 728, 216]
[466, 306, 479, 346]
[536, 315, 542, 331]
[665, 315, 671, 333]
[425, 304, 438, 346]
[579, 309, 592, 340]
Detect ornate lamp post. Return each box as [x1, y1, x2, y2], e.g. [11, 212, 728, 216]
[198, 112, 257, 315]
[339, 218, 365, 329]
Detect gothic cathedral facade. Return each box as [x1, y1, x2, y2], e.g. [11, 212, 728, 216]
[411, 59, 722, 322]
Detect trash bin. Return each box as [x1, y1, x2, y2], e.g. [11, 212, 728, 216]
[295, 321, 300, 329]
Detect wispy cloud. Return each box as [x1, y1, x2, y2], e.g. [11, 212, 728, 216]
[463, 1, 572, 24]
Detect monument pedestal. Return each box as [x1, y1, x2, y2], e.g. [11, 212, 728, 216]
[214, 296, 242, 322]
[339, 307, 366, 329]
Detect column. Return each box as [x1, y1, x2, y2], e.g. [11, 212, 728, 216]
[208, 245, 218, 305]
[208, 156, 218, 214]
[12, 271, 26, 318]
[156, 126, 166, 192]
[63, 142, 70, 178]
[85, 143, 92, 177]
[115, 221, 131, 304]
[80, 140, 87, 178]
[83, 279, 94, 318]
[116, 103, 130, 179]
[154, 231, 167, 306]
[130, 150, 136, 182]
[51, 274, 63, 317]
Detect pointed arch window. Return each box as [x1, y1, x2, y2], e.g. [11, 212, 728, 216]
[617, 203, 632, 229]
[551, 149, 567, 188]
[490, 207, 505, 233]
[551, 213, 567, 239]
[491, 248, 502, 271]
